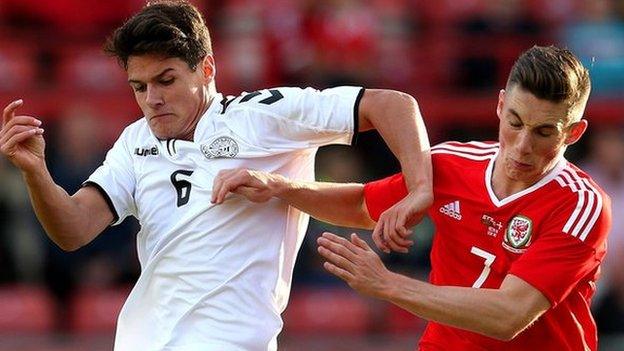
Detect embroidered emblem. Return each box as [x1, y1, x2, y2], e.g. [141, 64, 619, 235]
[201, 137, 239, 159]
[503, 215, 533, 253]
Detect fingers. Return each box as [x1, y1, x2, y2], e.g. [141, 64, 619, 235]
[317, 244, 355, 271]
[350, 233, 371, 251]
[0, 124, 42, 144]
[0, 115, 42, 138]
[317, 233, 358, 262]
[372, 222, 390, 253]
[2, 99, 23, 126]
[322, 261, 354, 282]
[212, 168, 271, 204]
[211, 168, 243, 204]
[211, 169, 230, 203]
[319, 232, 360, 253]
[378, 210, 413, 253]
[396, 211, 416, 239]
[0, 128, 44, 155]
[382, 211, 403, 252]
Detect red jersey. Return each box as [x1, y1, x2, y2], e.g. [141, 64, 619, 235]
[364, 141, 612, 351]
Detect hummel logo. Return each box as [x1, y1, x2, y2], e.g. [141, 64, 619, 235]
[439, 201, 462, 220]
[134, 146, 159, 157]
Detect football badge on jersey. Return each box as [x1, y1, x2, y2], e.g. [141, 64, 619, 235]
[201, 137, 239, 159]
[503, 215, 533, 253]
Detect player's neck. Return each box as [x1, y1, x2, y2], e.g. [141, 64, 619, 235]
[181, 88, 215, 141]
[491, 160, 538, 199]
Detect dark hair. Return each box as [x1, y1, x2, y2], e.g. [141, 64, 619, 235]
[104, 0, 212, 70]
[506, 45, 591, 110]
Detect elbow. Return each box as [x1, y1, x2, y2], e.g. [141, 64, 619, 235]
[52, 234, 89, 252]
[489, 326, 520, 342]
[56, 240, 84, 252]
[381, 90, 418, 111]
[487, 314, 536, 341]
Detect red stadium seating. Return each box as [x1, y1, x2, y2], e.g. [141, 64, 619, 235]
[0, 285, 55, 333]
[0, 40, 38, 92]
[383, 304, 427, 335]
[282, 288, 374, 335]
[55, 44, 128, 91]
[68, 287, 129, 334]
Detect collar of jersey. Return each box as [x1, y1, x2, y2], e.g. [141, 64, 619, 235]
[147, 93, 224, 155]
[193, 92, 223, 142]
[485, 148, 567, 207]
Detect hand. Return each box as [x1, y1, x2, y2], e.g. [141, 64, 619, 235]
[372, 191, 432, 254]
[0, 99, 46, 172]
[211, 168, 287, 204]
[317, 232, 392, 299]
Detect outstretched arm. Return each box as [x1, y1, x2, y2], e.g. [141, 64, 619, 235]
[211, 169, 375, 229]
[211, 168, 418, 253]
[317, 232, 551, 341]
[0, 99, 113, 251]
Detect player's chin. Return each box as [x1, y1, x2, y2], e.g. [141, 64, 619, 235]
[148, 122, 173, 139]
[507, 169, 543, 186]
[505, 167, 531, 181]
[152, 129, 175, 140]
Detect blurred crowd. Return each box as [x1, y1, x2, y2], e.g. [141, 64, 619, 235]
[0, 0, 623, 350]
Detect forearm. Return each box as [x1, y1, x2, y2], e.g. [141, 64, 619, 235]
[275, 179, 374, 229]
[22, 166, 94, 251]
[379, 273, 536, 341]
[362, 90, 432, 197]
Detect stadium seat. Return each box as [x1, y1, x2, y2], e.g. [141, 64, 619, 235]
[68, 287, 129, 334]
[0, 285, 55, 333]
[282, 288, 374, 335]
[383, 304, 427, 335]
[55, 44, 128, 91]
[0, 40, 38, 92]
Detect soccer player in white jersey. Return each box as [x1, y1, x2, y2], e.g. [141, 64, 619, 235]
[0, 1, 433, 350]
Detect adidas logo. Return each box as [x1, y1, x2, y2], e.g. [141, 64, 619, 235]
[439, 200, 462, 220]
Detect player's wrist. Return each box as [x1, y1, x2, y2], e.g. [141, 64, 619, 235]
[375, 270, 403, 301]
[19, 158, 49, 180]
[409, 189, 433, 207]
[269, 173, 290, 198]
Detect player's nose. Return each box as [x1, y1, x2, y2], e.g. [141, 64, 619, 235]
[145, 85, 165, 109]
[515, 130, 533, 155]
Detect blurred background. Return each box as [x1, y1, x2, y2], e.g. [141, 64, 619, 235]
[0, 0, 623, 350]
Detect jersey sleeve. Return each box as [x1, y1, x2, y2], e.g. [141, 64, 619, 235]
[363, 173, 408, 221]
[83, 128, 137, 226]
[224, 86, 363, 150]
[509, 191, 611, 307]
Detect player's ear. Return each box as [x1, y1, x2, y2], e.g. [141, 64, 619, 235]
[496, 89, 505, 120]
[564, 119, 588, 145]
[201, 55, 216, 82]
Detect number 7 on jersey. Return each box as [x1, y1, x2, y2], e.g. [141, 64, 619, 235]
[470, 246, 496, 288]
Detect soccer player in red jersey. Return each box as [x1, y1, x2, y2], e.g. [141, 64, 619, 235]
[213, 46, 612, 350]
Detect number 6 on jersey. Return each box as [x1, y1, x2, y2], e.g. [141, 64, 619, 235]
[470, 246, 496, 288]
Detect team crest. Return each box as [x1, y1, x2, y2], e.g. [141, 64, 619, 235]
[201, 137, 239, 159]
[503, 215, 532, 253]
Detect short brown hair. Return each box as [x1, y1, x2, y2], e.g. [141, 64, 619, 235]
[104, 0, 212, 70]
[506, 46, 591, 111]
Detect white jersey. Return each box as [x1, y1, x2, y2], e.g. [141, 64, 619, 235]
[86, 86, 362, 351]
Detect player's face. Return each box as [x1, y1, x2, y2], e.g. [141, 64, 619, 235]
[127, 54, 214, 140]
[495, 86, 587, 187]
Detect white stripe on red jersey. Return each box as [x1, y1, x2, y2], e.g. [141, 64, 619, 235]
[432, 141, 498, 161]
[556, 166, 603, 241]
